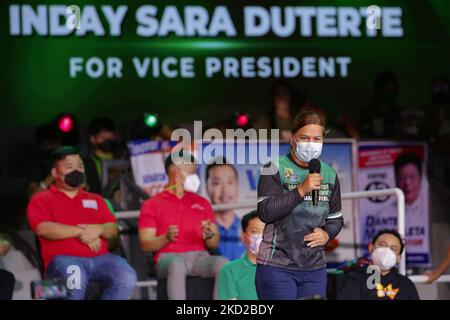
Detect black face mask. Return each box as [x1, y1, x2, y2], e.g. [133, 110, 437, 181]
[98, 140, 118, 153]
[64, 170, 84, 188]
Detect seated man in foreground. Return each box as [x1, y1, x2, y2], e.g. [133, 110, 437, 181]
[218, 210, 265, 300]
[138, 152, 228, 300]
[339, 229, 419, 300]
[27, 146, 137, 300]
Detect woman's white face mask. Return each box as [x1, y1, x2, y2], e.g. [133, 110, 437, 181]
[293, 139, 323, 163]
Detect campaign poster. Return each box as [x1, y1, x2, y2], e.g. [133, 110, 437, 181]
[127, 139, 176, 197]
[358, 142, 431, 268]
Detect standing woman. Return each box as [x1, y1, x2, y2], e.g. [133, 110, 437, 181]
[256, 110, 344, 300]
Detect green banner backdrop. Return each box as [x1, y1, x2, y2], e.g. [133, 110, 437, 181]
[1, 0, 449, 126]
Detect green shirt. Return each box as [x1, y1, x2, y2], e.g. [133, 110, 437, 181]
[218, 254, 258, 300]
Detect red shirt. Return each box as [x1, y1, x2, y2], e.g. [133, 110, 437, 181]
[27, 185, 117, 270]
[139, 190, 215, 263]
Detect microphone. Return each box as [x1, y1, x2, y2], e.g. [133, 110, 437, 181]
[308, 159, 321, 206]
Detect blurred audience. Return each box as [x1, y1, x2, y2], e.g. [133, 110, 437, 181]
[358, 71, 401, 138]
[255, 81, 299, 140]
[339, 229, 419, 300]
[422, 75, 450, 185]
[256, 80, 359, 140]
[299, 100, 359, 139]
[84, 117, 120, 194]
[218, 211, 264, 300]
[158, 124, 177, 141]
[138, 151, 227, 300]
[206, 158, 246, 261]
[128, 114, 164, 141]
[26, 124, 63, 198]
[398, 110, 425, 140]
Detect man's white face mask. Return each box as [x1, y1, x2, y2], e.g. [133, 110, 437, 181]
[371, 247, 397, 271]
[183, 173, 201, 193]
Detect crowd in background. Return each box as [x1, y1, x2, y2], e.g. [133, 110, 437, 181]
[23, 73, 450, 183]
[21, 72, 450, 208]
[1, 71, 449, 300]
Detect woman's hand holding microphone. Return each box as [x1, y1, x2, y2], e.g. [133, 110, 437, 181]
[297, 174, 330, 248]
[297, 173, 322, 198]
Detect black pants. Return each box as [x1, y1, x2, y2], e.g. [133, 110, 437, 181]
[0, 269, 15, 300]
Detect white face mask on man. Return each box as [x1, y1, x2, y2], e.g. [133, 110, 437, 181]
[371, 247, 398, 271]
[183, 173, 201, 193]
[293, 140, 323, 163]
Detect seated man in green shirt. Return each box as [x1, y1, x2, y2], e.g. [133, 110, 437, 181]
[218, 211, 265, 300]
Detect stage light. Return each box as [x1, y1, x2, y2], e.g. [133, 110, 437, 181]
[144, 113, 159, 128]
[57, 114, 74, 133]
[235, 113, 249, 127]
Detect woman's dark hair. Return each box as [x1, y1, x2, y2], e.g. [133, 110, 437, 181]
[291, 110, 326, 134]
[241, 210, 260, 232]
[372, 229, 404, 254]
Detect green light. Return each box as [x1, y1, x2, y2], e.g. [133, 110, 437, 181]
[144, 113, 158, 127]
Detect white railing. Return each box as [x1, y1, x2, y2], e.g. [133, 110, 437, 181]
[118, 188, 450, 285]
[115, 200, 257, 220]
[409, 275, 450, 283]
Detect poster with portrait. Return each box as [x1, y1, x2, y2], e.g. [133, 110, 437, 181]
[357, 142, 431, 268]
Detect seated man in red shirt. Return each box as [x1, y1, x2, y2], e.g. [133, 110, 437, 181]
[139, 152, 228, 300]
[27, 146, 137, 300]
